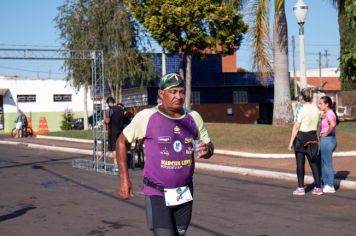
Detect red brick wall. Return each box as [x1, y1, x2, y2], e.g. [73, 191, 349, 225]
[222, 54, 237, 72]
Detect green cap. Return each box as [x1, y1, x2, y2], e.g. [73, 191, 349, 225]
[159, 73, 185, 90]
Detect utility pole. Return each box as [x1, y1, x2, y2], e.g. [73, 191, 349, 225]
[292, 35, 298, 98]
[324, 49, 329, 68]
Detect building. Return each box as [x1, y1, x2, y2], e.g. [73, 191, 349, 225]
[0, 75, 93, 132]
[123, 53, 275, 124]
[293, 67, 341, 101]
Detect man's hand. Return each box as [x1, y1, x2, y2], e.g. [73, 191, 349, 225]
[118, 178, 133, 200]
[196, 142, 214, 159]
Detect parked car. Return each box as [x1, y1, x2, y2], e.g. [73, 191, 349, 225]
[71, 111, 104, 130]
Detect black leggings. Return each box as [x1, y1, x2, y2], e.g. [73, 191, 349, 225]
[295, 151, 321, 188]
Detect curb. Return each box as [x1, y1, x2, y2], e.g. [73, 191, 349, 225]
[195, 162, 356, 191]
[1, 140, 356, 191]
[36, 135, 93, 143]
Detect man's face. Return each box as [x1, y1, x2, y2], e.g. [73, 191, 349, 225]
[107, 101, 114, 107]
[159, 87, 185, 110]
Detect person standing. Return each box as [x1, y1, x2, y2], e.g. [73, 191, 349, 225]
[318, 96, 338, 193]
[288, 88, 323, 196]
[14, 109, 23, 138]
[105, 97, 124, 170]
[116, 73, 214, 236]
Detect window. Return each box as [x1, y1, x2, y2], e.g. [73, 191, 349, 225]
[191, 91, 201, 105]
[17, 95, 36, 103]
[54, 94, 72, 102]
[233, 90, 248, 104]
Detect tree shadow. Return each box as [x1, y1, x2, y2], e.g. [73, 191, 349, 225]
[0, 205, 36, 222]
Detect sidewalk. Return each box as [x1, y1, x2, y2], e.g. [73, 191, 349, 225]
[1, 134, 356, 190]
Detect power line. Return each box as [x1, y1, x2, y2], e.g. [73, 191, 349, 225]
[0, 43, 63, 48]
[0, 65, 66, 75]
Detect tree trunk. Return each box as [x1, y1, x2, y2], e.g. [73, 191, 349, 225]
[83, 84, 89, 130]
[108, 79, 115, 98]
[179, 52, 185, 79]
[115, 82, 119, 102]
[184, 55, 192, 109]
[272, 10, 293, 126]
[119, 80, 123, 103]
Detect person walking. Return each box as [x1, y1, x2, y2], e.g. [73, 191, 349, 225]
[288, 88, 323, 196]
[105, 97, 124, 171]
[318, 96, 338, 193]
[116, 73, 214, 236]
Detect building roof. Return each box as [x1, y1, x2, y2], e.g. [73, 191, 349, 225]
[295, 76, 341, 92]
[307, 77, 341, 92]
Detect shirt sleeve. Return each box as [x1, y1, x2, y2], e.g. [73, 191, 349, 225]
[189, 110, 211, 144]
[326, 110, 336, 122]
[122, 108, 155, 143]
[296, 107, 304, 124]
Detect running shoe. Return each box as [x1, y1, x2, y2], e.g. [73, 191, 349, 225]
[292, 187, 305, 195]
[311, 187, 323, 195]
[323, 185, 336, 193]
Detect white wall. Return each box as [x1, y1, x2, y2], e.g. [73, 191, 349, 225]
[291, 67, 340, 77]
[1, 76, 93, 114]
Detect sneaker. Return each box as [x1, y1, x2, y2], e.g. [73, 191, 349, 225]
[293, 187, 305, 195]
[311, 187, 323, 195]
[323, 185, 336, 193]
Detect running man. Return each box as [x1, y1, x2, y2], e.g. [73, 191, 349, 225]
[116, 73, 214, 236]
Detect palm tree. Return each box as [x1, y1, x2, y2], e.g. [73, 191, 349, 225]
[245, 0, 293, 125]
[328, 0, 355, 86]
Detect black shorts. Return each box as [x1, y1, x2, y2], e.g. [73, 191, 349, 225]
[108, 131, 120, 151]
[145, 195, 193, 235]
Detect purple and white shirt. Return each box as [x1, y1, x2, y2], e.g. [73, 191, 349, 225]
[123, 106, 211, 196]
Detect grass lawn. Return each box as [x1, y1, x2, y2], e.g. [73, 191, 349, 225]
[42, 121, 356, 153]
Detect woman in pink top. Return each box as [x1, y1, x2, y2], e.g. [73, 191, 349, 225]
[318, 96, 339, 193]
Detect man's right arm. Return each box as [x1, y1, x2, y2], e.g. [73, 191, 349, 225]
[116, 133, 133, 199]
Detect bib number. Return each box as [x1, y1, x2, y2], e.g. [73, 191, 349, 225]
[164, 186, 193, 206]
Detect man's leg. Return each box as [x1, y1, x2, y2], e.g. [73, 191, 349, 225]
[145, 196, 177, 236]
[172, 201, 193, 235]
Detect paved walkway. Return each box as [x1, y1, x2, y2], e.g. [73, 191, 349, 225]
[1, 134, 356, 190]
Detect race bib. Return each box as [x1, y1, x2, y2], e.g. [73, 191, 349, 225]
[164, 186, 193, 206]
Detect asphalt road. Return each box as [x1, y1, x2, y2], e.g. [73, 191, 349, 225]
[1, 144, 356, 236]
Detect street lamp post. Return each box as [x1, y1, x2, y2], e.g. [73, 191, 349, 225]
[293, 0, 308, 89]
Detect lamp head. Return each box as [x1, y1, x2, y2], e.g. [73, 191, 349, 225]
[293, 0, 308, 24]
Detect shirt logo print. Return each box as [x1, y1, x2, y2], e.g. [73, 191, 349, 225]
[184, 137, 193, 144]
[173, 126, 181, 134]
[158, 136, 171, 143]
[173, 140, 182, 152]
[160, 148, 170, 156]
[186, 147, 193, 155]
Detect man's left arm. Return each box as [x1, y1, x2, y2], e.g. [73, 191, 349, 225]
[190, 111, 214, 159]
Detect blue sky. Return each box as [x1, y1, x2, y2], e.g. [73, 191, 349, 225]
[0, 0, 340, 78]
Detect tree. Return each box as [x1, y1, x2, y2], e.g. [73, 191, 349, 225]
[125, 0, 248, 109]
[245, 0, 293, 125]
[55, 0, 156, 106]
[328, 0, 356, 88]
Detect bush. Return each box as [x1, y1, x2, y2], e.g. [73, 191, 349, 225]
[60, 109, 74, 130]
